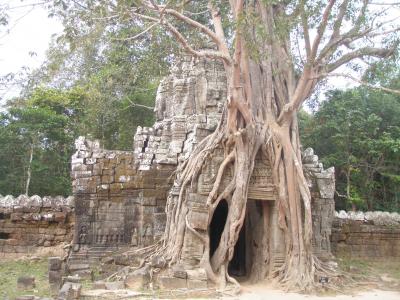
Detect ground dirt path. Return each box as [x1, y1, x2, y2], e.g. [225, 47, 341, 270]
[233, 283, 400, 300]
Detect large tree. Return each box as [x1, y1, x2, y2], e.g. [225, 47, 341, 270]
[301, 87, 400, 212]
[123, 0, 400, 291]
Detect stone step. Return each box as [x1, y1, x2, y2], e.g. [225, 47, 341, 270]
[68, 263, 90, 272]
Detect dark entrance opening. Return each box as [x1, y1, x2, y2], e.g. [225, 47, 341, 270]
[209, 200, 247, 278]
[0, 232, 10, 239]
[228, 221, 246, 278]
[142, 138, 148, 153]
[209, 199, 228, 258]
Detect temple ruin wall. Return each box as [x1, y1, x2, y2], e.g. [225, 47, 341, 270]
[331, 211, 400, 259]
[0, 195, 74, 258]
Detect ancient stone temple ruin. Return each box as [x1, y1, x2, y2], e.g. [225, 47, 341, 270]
[69, 54, 336, 284]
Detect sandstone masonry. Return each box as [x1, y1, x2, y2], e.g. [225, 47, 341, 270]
[0, 195, 74, 257]
[331, 211, 400, 259]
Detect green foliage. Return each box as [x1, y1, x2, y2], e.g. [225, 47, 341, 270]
[0, 88, 84, 196]
[301, 87, 400, 212]
[26, 0, 174, 149]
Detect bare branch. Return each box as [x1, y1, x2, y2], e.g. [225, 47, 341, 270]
[144, 2, 223, 47]
[111, 22, 159, 41]
[131, 9, 230, 63]
[208, 1, 231, 58]
[122, 101, 154, 111]
[326, 46, 395, 72]
[310, 0, 336, 61]
[331, 0, 350, 40]
[131, 11, 159, 23]
[163, 8, 221, 45]
[370, 2, 400, 5]
[317, 0, 370, 62]
[300, 1, 311, 59]
[320, 72, 400, 95]
[162, 20, 231, 63]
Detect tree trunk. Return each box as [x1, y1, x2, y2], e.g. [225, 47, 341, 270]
[25, 143, 34, 196]
[136, 0, 336, 291]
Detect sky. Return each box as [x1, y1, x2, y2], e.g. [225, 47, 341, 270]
[0, 0, 63, 103]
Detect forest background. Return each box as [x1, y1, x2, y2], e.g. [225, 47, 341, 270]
[0, 0, 399, 212]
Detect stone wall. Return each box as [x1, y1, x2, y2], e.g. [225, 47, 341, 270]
[303, 148, 336, 259]
[331, 211, 400, 259]
[70, 53, 226, 258]
[71, 137, 173, 250]
[0, 195, 74, 257]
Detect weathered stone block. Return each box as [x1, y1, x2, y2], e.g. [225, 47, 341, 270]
[58, 282, 81, 300]
[10, 212, 23, 221]
[110, 183, 123, 193]
[17, 276, 35, 290]
[54, 212, 67, 223]
[48, 270, 62, 286]
[158, 276, 187, 290]
[48, 257, 62, 271]
[15, 296, 35, 300]
[92, 280, 106, 289]
[188, 209, 208, 231]
[187, 279, 207, 289]
[105, 281, 125, 290]
[125, 270, 150, 290]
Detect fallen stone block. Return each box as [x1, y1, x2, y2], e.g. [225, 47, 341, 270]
[124, 268, 150, 290]
[17, 276, 36, 290]
[158, 276, 187, 290]
[15, 296, 36, 300]
[187, 279, 208, 289]
[105, 281, 125, 290]
[68, 263, 90, 272]
[49, 270, 62, 286]
[58, 282, 81, 300]
[92, 280, 106, 289]
[48, 257, 62, 271]
[186, 268, 207, 281]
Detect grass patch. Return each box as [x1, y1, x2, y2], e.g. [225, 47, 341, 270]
[0, 258, 51, 299]
[337, 256, 400, 290]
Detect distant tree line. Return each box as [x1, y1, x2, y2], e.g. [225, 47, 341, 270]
[300, 63, 400, 212]
[0, 0, 398, 214]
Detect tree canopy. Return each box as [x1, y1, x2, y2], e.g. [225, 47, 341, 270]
[0, 0, 399, 291]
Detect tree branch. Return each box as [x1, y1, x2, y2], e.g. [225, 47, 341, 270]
[111, 22, 159, 41]
[162, 20, 231, 62]
[143, 2, 223, 48]
[310, 0, 336, 61]
[331, 0, 350, 41]
[326, 46, 396, 72]
[320, 72, 400, 95]
[300, 1, 311, 59]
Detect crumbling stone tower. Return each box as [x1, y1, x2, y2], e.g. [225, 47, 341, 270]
[69, 54, 335, 284]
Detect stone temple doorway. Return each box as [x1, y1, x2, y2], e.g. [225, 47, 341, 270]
[209, 199, 248, 279]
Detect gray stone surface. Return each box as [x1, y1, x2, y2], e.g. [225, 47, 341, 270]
[104, 281, 125, 290]
[0, 196, 74, 257]
[58, 282, 81, 300]
[17, 276, 35, 290]
[331, 215, 400, 258]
